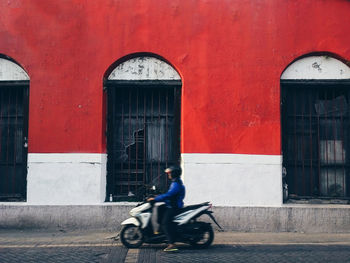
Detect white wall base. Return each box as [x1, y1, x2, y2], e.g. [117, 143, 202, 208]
[25, 153, 282, 206]
[27, 154, 106, 204]
[182, 153, 283, 207]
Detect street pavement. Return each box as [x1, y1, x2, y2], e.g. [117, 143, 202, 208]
[0, 230, 349, 263]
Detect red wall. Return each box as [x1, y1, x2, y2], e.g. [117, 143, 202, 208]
[1, 0, 349, 155]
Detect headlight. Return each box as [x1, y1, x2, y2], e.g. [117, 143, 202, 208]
[129, 208, 137, 216]
[128, 202, 150, 217]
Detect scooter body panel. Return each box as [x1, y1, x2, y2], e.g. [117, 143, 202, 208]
[121, 217, 140, 227]
[139, 212, 152, 228]
[174, 206, 209, 225]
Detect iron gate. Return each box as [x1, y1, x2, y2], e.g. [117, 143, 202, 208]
[281, 80, 350, 200]
[106, 81, 181, 201]
[0, 81, 29, 201]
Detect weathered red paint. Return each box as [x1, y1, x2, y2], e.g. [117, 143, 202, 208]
[0, 0, 349, 155]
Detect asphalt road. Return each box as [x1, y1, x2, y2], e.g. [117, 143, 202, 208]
[1, 230, 350, 263]
[1, 244, 350, 263]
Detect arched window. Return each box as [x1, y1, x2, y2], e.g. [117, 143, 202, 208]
[0, 56, 29, 201]
[281, 55, 350, 201]
[104, 56, 181, 201]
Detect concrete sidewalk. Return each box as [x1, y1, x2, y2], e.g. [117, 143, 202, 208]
[0, 229, 349, 247]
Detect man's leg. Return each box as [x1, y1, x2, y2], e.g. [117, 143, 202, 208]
[161, 208, 177, 251]
[155, 204, 166, 234]
[157, 204, 166, 226]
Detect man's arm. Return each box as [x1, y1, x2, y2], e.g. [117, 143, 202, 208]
[154, 182, 180, 202]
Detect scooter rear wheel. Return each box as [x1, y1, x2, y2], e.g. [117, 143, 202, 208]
[189, 224, 214, 249]
[120, 224, 144, 248]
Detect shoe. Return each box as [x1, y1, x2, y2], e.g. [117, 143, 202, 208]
[163, 245, 178, 252]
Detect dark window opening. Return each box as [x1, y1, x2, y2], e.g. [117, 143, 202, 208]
[105, 80, 181, 201]
[0, 81, 29, 201]
[281, 80, 350, 202]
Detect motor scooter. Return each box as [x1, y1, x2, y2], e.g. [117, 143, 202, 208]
[120, 199, 223, 248]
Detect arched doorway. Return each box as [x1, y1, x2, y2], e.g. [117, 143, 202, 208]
[104, 56, 182, 201]
[0, 56, 29, 201]
[281, 55, 350, 201]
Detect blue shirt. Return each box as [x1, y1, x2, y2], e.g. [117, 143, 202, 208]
[154, 179, 185, 208]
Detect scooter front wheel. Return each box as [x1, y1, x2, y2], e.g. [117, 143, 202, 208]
[120, 224, 144, 248]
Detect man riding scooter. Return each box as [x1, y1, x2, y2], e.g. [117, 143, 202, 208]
[147, 165, 185, 252]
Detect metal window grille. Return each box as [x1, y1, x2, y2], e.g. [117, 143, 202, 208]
[105, 80, 181, 201]
[281, 80, 350, 200]
[0, 81, 29, 201]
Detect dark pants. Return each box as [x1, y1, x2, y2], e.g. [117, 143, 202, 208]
[160, 207, 177, 244]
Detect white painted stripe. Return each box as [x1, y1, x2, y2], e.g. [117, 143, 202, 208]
[25, 153, 283, 206]
[182, 153, 282, 206]
[222, 242, 350, 246]
[124, 249, 140, 263]
[27, 153, 107, 204]
[28, 153, 107, 163]
[0, 243, 121, 248]
[182, 153, 281, 165]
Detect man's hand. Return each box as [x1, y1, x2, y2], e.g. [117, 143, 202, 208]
[147, 197, 155, 202]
